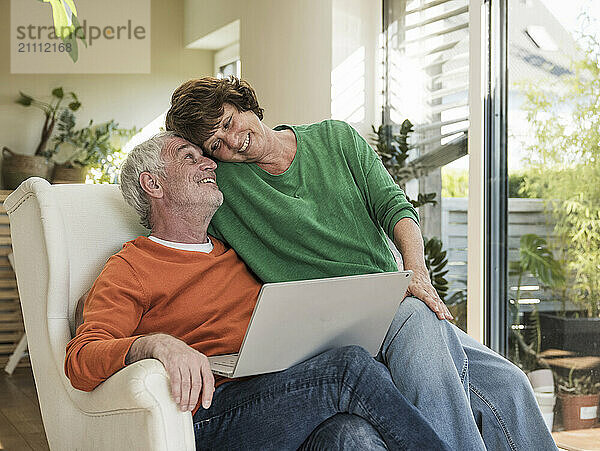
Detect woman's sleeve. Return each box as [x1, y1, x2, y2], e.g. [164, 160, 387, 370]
[346, 124, 419, 238]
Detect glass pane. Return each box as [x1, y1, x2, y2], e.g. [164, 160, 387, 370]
[217, 60, 241, 78]
[383, 0, 469, 331]
[507, 0, 600, 435]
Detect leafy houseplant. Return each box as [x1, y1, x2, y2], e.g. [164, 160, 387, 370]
[16, 88, 81, 157]
[50, 110, 136, 184]
[556, 368, 600, 430]
[423, 237, 449, 301]
[371, 120, 451, 307]
[519, 30, 600, 356]
[3, 88, 81, 188]
[520, 32, 600, 319]
[508, 234, 564, 371]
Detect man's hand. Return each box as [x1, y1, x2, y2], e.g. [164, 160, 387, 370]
[406, 269, 453, 321]
[126, 334, 215, 412]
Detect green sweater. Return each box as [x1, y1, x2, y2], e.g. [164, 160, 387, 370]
[208, 120, 418, 283]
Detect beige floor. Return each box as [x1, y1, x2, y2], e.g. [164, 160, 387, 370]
[0, 367, 49, 451]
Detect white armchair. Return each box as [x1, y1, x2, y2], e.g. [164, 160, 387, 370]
[5, 178, 195, 451]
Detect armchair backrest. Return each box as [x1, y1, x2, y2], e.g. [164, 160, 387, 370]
[5, 178, 148, 449]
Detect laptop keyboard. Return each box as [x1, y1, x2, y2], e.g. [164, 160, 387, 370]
[212, 353, 239, 368]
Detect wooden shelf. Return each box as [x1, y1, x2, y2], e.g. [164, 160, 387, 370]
[540, 349, 600, 371]
[0, 191, 28, 368]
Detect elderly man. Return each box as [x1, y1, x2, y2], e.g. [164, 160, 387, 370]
[64, 132, 450, 450]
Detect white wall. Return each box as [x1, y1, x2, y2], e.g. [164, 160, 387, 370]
[184, 0, 381, 133]
[1, 0, 383, 163]
[332, 0, 381, 137]
[0, 0, 213, 157]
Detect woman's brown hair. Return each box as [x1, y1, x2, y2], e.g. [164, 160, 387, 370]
[165, 76, 264, 147]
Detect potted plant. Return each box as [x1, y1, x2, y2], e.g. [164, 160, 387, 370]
[3, 88, 80, 188]
[371, 121, 450, 297]
[520, 32, 600, 354]
[509, 233, 565, 368]
[50, 110, 136, 184]
[556, 368, 600, 430]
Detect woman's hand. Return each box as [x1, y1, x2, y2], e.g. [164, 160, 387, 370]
[406, 269, 453, 321]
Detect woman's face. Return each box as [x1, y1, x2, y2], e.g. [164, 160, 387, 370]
[202, 103, 269, 163]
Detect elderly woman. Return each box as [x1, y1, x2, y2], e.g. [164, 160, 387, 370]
[165, 77, 557, 451]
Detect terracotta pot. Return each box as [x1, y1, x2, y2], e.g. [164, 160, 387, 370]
[557, 393, 599, 430]
[1, 147, 54, 189]
[52, 164, 88, 184]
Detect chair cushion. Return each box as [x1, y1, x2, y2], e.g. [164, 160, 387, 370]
[74, 291, 89, 333]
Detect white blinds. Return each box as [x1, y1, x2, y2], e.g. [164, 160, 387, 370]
[384, 0, 469, 161]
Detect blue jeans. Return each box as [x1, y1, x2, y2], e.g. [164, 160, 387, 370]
[192, 345, 449, 450]
[299, 414, 387, 450]
[374, 296, 558, 451]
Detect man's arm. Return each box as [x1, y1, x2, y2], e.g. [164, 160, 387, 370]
[66, 257, 215, 413]
[393, 218, 453, 321]
[125, 334, 215, 412]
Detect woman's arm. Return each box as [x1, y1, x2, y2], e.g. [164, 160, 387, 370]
[393, 218, 453, 320]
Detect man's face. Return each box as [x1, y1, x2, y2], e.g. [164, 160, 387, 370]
[202, 103, 269, 163]
[159, 137, 223, 213]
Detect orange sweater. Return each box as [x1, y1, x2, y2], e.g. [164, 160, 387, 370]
[64, 236, 261, 411]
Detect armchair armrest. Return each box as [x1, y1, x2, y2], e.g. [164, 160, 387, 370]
[69, 359, 195, 451]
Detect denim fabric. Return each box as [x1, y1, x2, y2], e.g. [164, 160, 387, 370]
[378, 296, 558, 451]
[298, 414, 387, 450]
[193, 346, 449, 451]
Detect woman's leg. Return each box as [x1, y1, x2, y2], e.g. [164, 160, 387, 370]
[193, 345, 449, 451]
[455, 326, 558, 451]
[379, 296, 558, 451]
[378, 296, 486, 450]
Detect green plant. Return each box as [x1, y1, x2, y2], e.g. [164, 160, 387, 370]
[371, 120, 451, 302]
[557, 368, 600, 395]
[371, 121, 411, 184]
[441, 169, 533, 199]
[508, 234, 565, 369]
[371, 120, 437, 210]
[511, 234, 565, 301]
[441, 168, 468, 198]
[51, 110, 136, 183]
[423, 237, 449, 301]
[15, 87, 81, 157]
[520, 30, 600, 318]
[446, 280, 467, 331]
[41, 0, 86, 62]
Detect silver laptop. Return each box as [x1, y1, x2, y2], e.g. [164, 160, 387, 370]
[209, 271, 413, 378]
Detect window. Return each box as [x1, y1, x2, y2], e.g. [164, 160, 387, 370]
[217, 60, 241, 78]
[505, 0, 600, 435]
[383, 0, 470, 331]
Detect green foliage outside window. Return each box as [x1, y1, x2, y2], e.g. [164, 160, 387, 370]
[441, 169, 532, 199]
[520, 33, 600, 317]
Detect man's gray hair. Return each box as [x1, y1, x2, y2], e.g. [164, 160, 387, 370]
[120, 131, 178, 229]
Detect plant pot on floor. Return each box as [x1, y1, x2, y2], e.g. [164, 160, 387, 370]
[2, 147, 54, 189]
[527, 369, 556, 431]
[557, 393, 599, 430]
[52, 163, 88, 184]
[540, 313, 600, 356]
